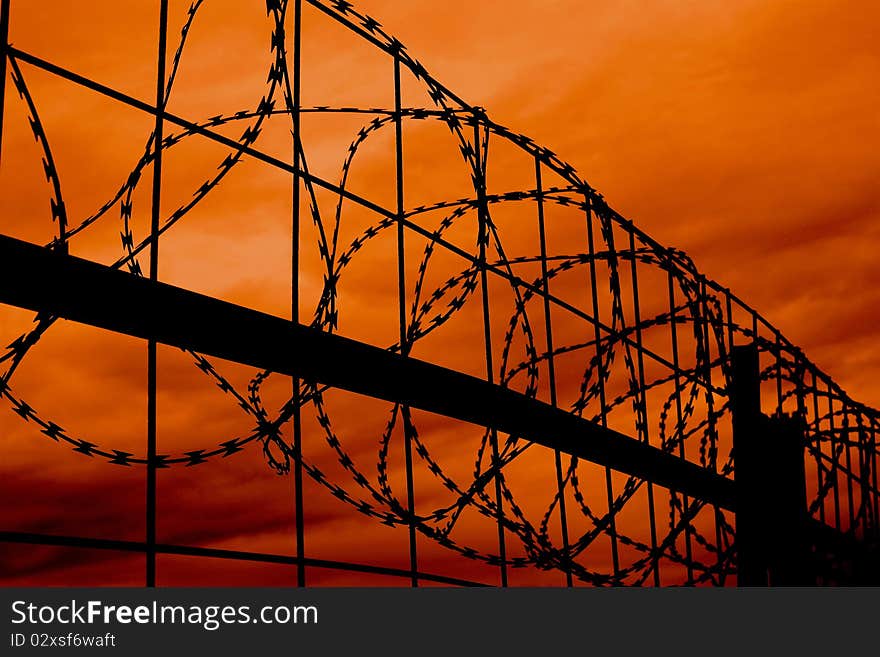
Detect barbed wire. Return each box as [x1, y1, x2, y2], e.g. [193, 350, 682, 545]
[1, 0, 876, 585]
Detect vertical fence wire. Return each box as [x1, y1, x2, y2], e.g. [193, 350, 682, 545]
[628, 230, 660, 585]
[667, 268, 694, 584]
[146, 0, 169, 588]
[474, 120, 508, 586]
[291, 0, 306, 587]
[535, 156, 573, 587]
[584, 198, 621, 583]
[394, 52, 419, 588]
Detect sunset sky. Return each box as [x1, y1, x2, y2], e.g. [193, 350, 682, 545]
[0, 0, 877, 586]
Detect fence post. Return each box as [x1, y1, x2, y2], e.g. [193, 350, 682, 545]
[731, 344, 767, 585]
[732, 344, 812, 585]
[764, 413, 811, 585]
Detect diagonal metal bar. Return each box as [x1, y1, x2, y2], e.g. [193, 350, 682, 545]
[0, 233, 736, 511]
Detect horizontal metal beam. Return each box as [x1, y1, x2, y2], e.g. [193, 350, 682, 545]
[0, 234, 736, 510]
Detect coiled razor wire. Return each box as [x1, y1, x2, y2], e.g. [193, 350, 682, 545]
[1, 0, 878, 585]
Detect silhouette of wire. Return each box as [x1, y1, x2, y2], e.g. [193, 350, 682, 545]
[1, 0, 876, 585]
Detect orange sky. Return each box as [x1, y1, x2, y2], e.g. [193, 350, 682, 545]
[0, 0, 877, 586]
